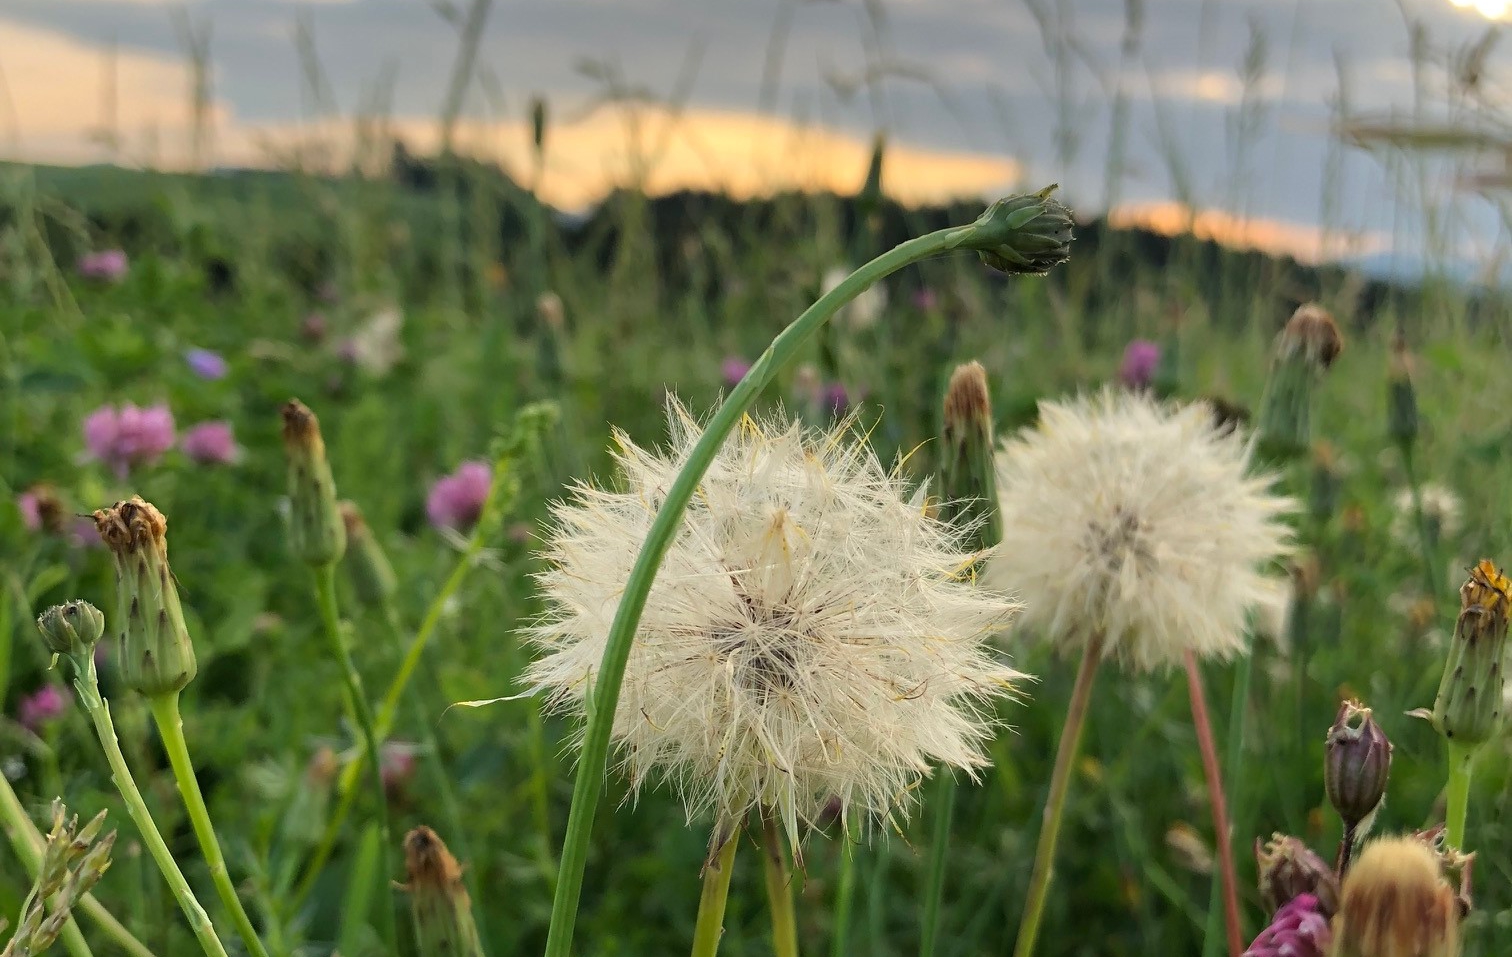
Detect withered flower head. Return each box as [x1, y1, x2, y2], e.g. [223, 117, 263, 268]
[1332, 835, 1465, 957]
[1255, 834, 1339, 918]
[92, 497, 196, 697]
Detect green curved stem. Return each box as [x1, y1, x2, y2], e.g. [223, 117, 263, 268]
[71, 658, 231, 957]
[1012, 633, 1105, 957]
[1445, 741, 1475, 850]
[760, 811, 799, 957]
[920, 772, 955, 957]
[691, 830, 740, 957]
[542, 215, 983, 957]
[312, 564, 396, 953]
[147, 693, 272, 957]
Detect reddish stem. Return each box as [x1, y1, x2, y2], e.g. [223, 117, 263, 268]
[1184, 650, 1244, 957]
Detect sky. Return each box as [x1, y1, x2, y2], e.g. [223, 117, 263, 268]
[3, 0, 1511, 267]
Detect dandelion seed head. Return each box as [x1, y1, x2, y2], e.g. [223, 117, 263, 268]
[988, 389, 1293, 671]
[526, 399, 1024, 844]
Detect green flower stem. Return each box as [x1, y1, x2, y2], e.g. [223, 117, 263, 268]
[543, 215, 988, 957]
[1183, 651, 1243, 957]
[1445, 741, 1475, 850]
[759, 811, 799, 957]
[919, 772, 955, 957]
[71, 657, 231, 957]
[690, 830, 740, 957]
[297, 489, 498, 909]
[829, 834, 857, 957]
[146, 692, 272, 957]
[1012, 633, 1105, 957]
[1202, 654, 1253, 957]
[312, 564, 397, 954]
[0, 770, 96, 957]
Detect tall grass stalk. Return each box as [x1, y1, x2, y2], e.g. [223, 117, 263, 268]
[1012, 633, 1105, 957]
[0, 773, 99, 957]
[1201, 653, 1253, 957]
[540, 199, 1060, 957]
[146, 693, 272, 957]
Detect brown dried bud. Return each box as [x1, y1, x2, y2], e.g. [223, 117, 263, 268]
[1255, 833, 1339, 918]
[402, 827, 484, 957]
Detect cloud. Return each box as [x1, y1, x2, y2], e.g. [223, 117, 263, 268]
[1107, 200, 1388, 263]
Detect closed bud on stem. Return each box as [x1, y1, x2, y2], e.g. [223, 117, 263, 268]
[401, 826, 484, 957]
[1255, 834, 1339, 918]
[280, 399, 346, 566]
[339, 501, 397, 609]
[93, 497, 197, 696]
[965, 185, 1073, 276]
[1325, 700, 1392, 837]
[1387, 331, 1419, 450]
[1332, 835, 1466, 957]
[858, 133, 886, 214]
[530, 95, 548, 158]
[1431, 559, 1511, 748]
[939, 361, 1001, 555]
[1257, 304, 1342, 460]
[37, 600, 106, 661]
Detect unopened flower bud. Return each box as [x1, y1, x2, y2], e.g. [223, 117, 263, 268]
[401, 826, 485, 957]
[1325, 700, 1392, 836]
[280, 399, 346, 566]
[968, 185, 1073, 276]
[1431, 559, 1512, 748]
[37, 600, 106, 661]
[1332, 835, 1464, 957]
[1257, 304, 1342, 460]
[938, 361, 1001, 554]
[530, 95, 548, 157]
[339, 501, 397, 609]
[92, 497, 197, 696]
[1255, 834, 1339, 918]
[1387, 331, 1418, 449]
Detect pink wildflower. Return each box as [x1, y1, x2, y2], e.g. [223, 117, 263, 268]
[1242, 893, 1331, 957]
[1119, 339, 1161, 390]
[720, 356, 751, 389]
[18, 685, 69, 731]
[181, 421, 241, 465]
[82, 403, 175, 477]
[426, 461, 492, 532]
[77, 249, 128, 283]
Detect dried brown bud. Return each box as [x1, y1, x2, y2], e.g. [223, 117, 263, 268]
[402, 827, 484, 957]
[1255, 833, 1339, 918]
[1279, 304, 1343, 370]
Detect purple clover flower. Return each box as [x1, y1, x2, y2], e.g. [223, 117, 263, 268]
[1119, 339, 1161, 390]
[82, 403, 176, 477]
[426, 460, 492, 532]
[77, 249, 128, 283]
[721, 356, 752, 389]
[18, 685, 69, 731]
[181, 421, 241, 465]
[185, 347, 229, 380]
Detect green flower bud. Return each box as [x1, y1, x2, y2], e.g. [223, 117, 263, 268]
[966, 185, 1073, 276]
[402, 826, 485, 957]
[1431, 559, 1512, 748]
[280, 399, 346, 566]
[938, 361, 1001, 557]
[1387, 331, 1419, 450]
[1255, 833, 1340, 918]
[36, 600, 106, 660]
[340, 501, 397, 609]
[1325, 699, 1392, 836]
[93, 497, 197, 697]
[1256, 304, 1343, 460]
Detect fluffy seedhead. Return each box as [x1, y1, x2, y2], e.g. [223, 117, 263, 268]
[988, 389, 1294, 671]
[1331, 835, 1466, 957]
[526, 400, 1025, 846]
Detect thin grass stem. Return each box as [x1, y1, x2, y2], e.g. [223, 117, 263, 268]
[1183, 651, 1243, 957]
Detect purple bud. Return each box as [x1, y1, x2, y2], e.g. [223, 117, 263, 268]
[1242, 893, 1331, 957]
[1119, 339, 1161, 390]
[17, 684, 70, 731]
[77, 249, 128, 283]
[185, 347, 229, 381]
[1325, 699, 1392, 834]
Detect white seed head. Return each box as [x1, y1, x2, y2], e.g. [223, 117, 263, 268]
[525, 399, 1024, 843]
[987, 389, 1294, 671]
